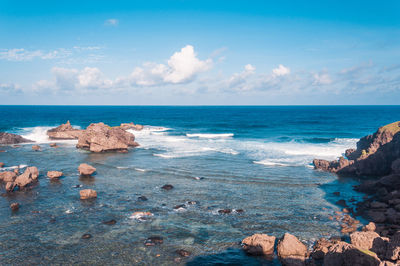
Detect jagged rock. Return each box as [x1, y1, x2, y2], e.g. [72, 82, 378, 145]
[47, 171, 63, 179]
[5, 182, 14, 192]
[311, 238, 333, 260]
[350, 231, 384, 251]
[0, 171, 17, 182]
[80, 189, 97, 200]
[277, 233, 308, 265]
[76, 122, 138, 152]
[47, 121, 82, 140]
[242, 233, 276, 256]
[314, 121, 400, 177]
[0, 132, 33, 144]
[385, 232, 400, 261]
[324, 241, 381, 266]
[13, 166, 39, 189]
[78, 163, 96, 176]
[119, 122, 144, 131]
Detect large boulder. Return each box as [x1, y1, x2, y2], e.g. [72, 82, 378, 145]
[350, 231, 388, 257]
[47, 121, 83, 140]
[242, 233, 276, 256]
[78, 163, 96, 176]
[47, 171, 63, 179]
[385, 232, 400, 261]
[76, 122, 139, 152]
[314, 121, 400, 177]
[9, 166, 39, 191]
[0, 171, 17, 183]
[0, 132, 33, 144]
[277, 233, 308, 265]
[324, 241, 381, 266]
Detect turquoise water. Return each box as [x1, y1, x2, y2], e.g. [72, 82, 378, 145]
[0, 106, 399, 265]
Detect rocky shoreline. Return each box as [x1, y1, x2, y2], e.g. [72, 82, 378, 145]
[1, 121, 400, 265]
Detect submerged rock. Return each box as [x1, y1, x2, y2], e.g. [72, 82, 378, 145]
[176, 249, 191, 257]
[138, 195, 148, 201]
[32, 145, 41, 151]
[119, 122, 144, 131]
[47, 121, 82, 140]
[0, 162, 4, 168]
[76, 122, 138, 152]
[242, 233, 276, 256]
[218, 209, 232, 214]
[49, 143, 58, 148]
[10, 202, 19, 211]
[80, 189, 97, 200]
[102, 219, 117, 225]
[82, 233, 92, 239]
[0, 132, 33, 145]
[47, 171, 63, 179]
[144, 236, 163, 246]
[78, 163, 96, 176]
[129, 211, 153, 220]
[161, 184, 174, 190]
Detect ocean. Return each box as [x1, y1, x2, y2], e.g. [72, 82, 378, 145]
[0, 105, 399, 265]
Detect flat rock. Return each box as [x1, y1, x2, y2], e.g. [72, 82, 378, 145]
[78, 163, 96, 176]
[47, 171, 63, 179]
[80, 189, 97, 200]
[242, 233, 276, 256]
[47, 121, 82, 140]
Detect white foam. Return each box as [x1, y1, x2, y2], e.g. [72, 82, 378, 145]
[134, 168, 147, 172]
[0, 164, 27, 171]
[186, 133, 234, 139]
[17, 126, 79, 144]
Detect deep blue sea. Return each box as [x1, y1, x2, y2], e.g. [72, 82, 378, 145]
[0, 105, 399, 265]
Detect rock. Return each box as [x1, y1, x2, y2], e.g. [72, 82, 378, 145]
[187, 201, 198, 205]
[47, 121, 82, 140]
[32, 145, 41, 151]
[144, 236, 163, 246]
[161, 184, 174, 190]
[12, 167, 39, 190]
[313, 159, 331, 171]
[129, 211, 153, 220]
[277, 233, 307, 265]
[345, 148, 357, 160]
[0, 171, 17, 182]
[385, 232, 400, 261]
[242, 233, 276, 256]
[82, 233, 92, 239]
[76, 122, 138, 152]
[47, 171, 63, 179]
[102, 219, 117, 225]
[350, 231, 382, 251]
[311, 238, 332, 260]
[0, 132, 33, 144]
[176, 249, 191, 257]
[174, 204, 186, 210]
[80, 189, 97, 200]
[218, 209, 232, 214]
[336, 199, 348, 207]
[5, 182, 14, 192]
[10, 203, 19, 211]
[392, 159, 400, 174]
[363, 222, 377, 232]
[0, 162, 4, 168]
[138, 196, 148, 201]
[368, 211, 386, 223]
[78, 163, 96, 176]
[371, 202, 389, 209]
[49, 143, 58, 148]
[119, 122, 144, 131]
[324, 241, 381, 266]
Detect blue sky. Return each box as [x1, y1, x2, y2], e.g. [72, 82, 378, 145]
[0, 0, 399, 105]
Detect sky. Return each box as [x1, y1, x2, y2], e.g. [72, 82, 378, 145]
[0, 0, 399, 105]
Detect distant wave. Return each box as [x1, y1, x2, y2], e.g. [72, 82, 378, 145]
[253, 160, 292, 167]
[186, 133, 234, 139]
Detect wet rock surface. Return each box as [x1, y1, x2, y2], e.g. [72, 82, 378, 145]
[0, 132, 33, 144]
[47, 121, 82, 140]
[78, 163, 96, 176]
[242, 233, 276, 256]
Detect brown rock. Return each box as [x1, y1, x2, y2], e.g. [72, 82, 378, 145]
[311, 238, 332, 260]
[0, 132, 33, 144]
[0, 162, 4, 168]
[10, 202, 19, 211]
[78, 163, 96, 176]
[161, 184, 174, 190]
[242, 233, 276, 256]
[119, 122, 144, 131]
[363, 222, 377, 232]
[350, 231, 382, 251]
[80, 189, 97, 200]
[176, 249, 191, 257]
[0, 171, 17, 182]
[13, 166, 39, 189]
[47, 121, 82, 140]
[5, 182, 14, 192]
[277, 233, 307, 265]
[49, 143, 58, 148]
[47, 171, 63, 179]
[76, 122, 138, 152]
[32, 145, 41, 151]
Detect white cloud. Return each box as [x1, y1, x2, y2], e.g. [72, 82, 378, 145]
[0, 83, 22, 93]
[272, 64, 291, 76]
[227, 64, 256, 90]
[104, 19, 119, 26]
[129, 45, 212, 86]
[313, 72, 332, 85]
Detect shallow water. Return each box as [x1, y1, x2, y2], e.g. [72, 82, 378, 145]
[1, 106, 399, 264]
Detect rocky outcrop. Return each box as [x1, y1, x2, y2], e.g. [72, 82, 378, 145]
[277, 233, 308, 265]
[47, 121, 82, 140]
[314, 121, 400, 176]
[242, 233, 276, 256]
[0, 132, 33, 144]
[76, 122, 139, 152]
[78, 163, 96, 176]
[80, 189, 97, 200]
[47, 171, 63, 179]
[324, 241, 381, 266]
[119, 122, 144, 131]
[5, 167, 39, 192]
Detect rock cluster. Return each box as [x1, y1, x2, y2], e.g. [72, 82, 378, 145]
[313, 121, 400, 176]
[47, 121, 82, 140]
[118, 122, 144, 131]
[76, 122, 139, 152]
[1, 167, 39, 192]
[0, 132, 32, 144]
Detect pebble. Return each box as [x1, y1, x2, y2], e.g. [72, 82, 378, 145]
[82, 234, 92, 239]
